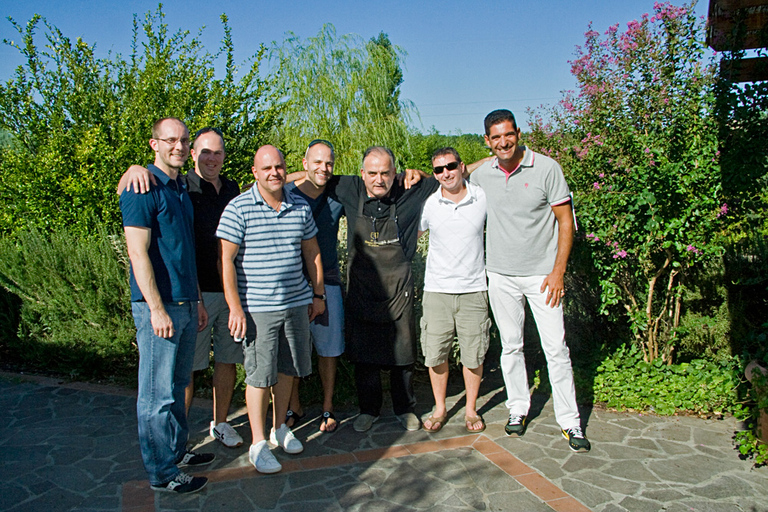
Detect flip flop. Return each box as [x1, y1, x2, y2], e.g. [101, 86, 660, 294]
[465, 414, 486, 433]
[423, 413, 447, 432]
[285, 409, 305, 428]
[319, 411, 337, 433]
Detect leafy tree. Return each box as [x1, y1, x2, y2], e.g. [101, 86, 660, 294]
[527, 2, 723, 363]
[0, 6, 280, 236]
[270, 24, 414, 174]
[405, 130, 489, 171]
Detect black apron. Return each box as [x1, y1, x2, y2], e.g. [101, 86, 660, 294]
[345, 194, 416, 365]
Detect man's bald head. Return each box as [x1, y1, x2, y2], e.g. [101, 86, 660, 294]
[252, 145, 287, 198]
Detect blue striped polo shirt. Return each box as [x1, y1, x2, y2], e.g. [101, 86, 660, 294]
[216, 185, 318, 312]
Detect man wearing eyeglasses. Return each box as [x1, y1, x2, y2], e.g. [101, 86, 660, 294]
[119, 127, 245, 450]
[417, 147, 489, 434]
[120, 117, 214, 494]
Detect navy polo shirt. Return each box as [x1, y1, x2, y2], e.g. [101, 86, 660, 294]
[120, 164, 198, 302]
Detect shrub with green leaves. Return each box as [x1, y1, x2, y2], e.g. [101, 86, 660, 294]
[0, 6, 280, 236]
[593, 344, 746, 417]
[0, 223, 136, 378]
[528, 3, 724, 364]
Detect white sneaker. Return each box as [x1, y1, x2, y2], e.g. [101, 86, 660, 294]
[269, 423, 304, 454]
[249, 440, 282, 474]
[209, 421, 244, 448]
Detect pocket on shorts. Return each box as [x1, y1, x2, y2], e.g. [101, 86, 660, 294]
[419, 316, 428, 359]
[472, 317, 492, 366]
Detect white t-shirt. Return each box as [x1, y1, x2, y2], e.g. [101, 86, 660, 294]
[419, 180, 487, 293]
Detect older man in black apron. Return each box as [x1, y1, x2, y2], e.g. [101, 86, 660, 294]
[323, 146, 439, 431]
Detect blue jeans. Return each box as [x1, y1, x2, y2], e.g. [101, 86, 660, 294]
[132, 301, 197, 485]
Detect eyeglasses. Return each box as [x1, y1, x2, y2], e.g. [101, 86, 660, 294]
[433, 161, 460, 174]
[155, 137, 191, 146]
[307, 139, 335, 152]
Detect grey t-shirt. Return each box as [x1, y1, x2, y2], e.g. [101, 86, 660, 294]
[469, 147, 570, 276]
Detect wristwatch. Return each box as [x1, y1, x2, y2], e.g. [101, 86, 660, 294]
[313, 292, 327, 301]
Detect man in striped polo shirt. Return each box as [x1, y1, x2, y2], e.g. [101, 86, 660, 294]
[217, 145, 325, 474]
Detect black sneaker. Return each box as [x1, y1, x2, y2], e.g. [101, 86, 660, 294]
[562, 426, 591, 452]
[151, 472, 207, 494]
[505, 414, 528, 437]
[176, 450, 215, 467]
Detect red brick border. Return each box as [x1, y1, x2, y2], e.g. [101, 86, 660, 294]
[121, 434, 590, 512]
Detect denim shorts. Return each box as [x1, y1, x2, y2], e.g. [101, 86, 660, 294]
[309, 284, 345, 357]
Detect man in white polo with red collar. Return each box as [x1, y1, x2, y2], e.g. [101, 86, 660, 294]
[468, 109, 590, 452]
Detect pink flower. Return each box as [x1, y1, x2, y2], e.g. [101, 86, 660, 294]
[717, 203, 728, 218]
[593, 182, 600, 190]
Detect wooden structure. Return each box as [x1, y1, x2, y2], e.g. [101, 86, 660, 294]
[707, 0, 768, 81]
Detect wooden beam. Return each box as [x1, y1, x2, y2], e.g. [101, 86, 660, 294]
[719, 56, 768, 82]
[715, 0, 768, 10]
[707, 0, 768, 50]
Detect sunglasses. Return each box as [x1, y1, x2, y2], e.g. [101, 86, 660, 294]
[307, 139, 335, 152]
[433, 161, 460, 174]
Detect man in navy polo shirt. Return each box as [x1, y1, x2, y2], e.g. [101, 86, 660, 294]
[120, 117, 215, 494]
[284, 139, 346, 433]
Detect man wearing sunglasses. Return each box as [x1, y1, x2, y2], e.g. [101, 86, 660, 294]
[470, 109, 590, 453]
[417, 147, 490, 434]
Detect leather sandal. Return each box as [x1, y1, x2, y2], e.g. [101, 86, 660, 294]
[465, 414, 486, 433]
[423, 413, 447, 432]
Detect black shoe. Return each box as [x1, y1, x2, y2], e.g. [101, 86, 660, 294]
[151, 472, 207, 494]
[562, 426, 591, 452]
[176, 450, 215, 467]
[505, 414, 528, 437]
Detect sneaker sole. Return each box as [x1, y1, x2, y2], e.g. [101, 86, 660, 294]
[562, 432, 591, 452]
[253, 463, 282, 474]
[178, 458, 214, 467]
[353, 416, 379, 432]
[212, 432, 243, 448]
[151, 479, 207, 494]
[505, 425, 527, 437]
[269, 434, 304, 454]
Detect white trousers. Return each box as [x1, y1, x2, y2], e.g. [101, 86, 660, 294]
[487, 272, 580, 430]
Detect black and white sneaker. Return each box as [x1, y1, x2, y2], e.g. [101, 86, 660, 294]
[151, 472, 207, 494]
[505, 414, 528, 437]
[562, 426, 591, 452]
[176, 450, 215, 467]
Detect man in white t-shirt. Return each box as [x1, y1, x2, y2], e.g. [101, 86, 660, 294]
[418, 147, 490, 433]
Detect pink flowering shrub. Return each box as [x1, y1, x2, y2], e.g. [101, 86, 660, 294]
[527, 2, 723, 363]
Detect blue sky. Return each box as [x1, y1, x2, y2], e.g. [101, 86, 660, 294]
[0, 1, 709, 135]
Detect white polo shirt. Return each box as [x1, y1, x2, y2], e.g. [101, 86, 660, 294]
[419, 180, 487, 293]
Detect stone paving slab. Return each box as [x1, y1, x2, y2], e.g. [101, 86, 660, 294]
[3, 370, 768, 512]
